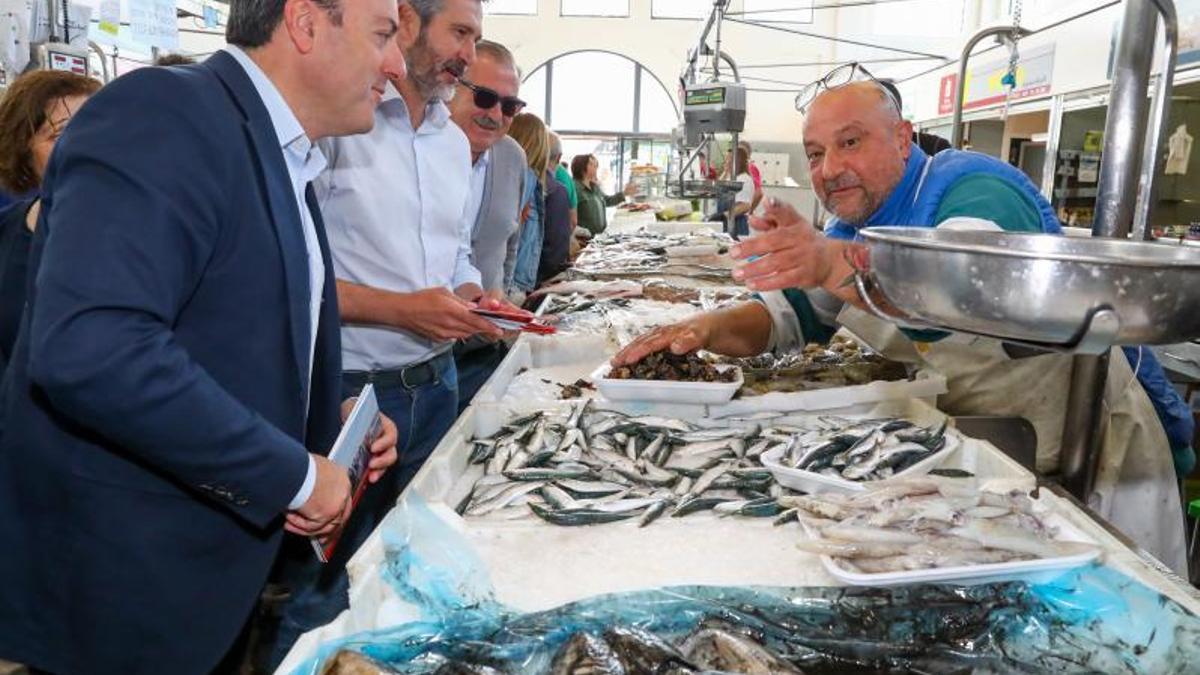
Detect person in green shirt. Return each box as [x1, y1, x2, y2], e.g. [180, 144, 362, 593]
[570, 152, 635, 235]
[548, 132, 577, 229]
[612, 81, 1188, 573]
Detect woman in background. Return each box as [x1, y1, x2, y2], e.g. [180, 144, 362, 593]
[0, 70, 102, 375]
[506, 113, 551, 300]
[571, 153, 635, 236]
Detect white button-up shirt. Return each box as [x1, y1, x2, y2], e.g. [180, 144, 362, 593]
[465, 147, 490, 232]
[316, 85, 479, 371]
[224, 45, 325, 508]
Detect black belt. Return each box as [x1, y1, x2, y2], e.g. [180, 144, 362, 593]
[344, 351, 451, 390]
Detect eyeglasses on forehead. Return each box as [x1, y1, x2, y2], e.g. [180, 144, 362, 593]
[794, 62, 900, 114]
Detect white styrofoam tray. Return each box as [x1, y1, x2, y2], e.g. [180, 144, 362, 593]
[707, 371, 948, 418]
[761, 431, 962, 495]
[800, 501, 1103, 587]
[589, 362, 743, 404]
[486, 328, 949, 419]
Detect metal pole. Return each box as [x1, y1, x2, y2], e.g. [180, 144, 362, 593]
[88, 41, 109, 82]
[1060, 353, 1110, 499]
[729, 131, 738, 236]
[1133, 0, 1179, 240]
[1059, 0, 1177, 501]
[951, 25, 1030, 149]
[45, 0, 59, 42]
[712, 0, 724, 82]
[1091, 0, 1159, 239]
[1041, 94, 1064, 200]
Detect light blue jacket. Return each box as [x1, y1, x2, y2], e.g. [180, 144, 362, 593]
[510, 166, 544, 293]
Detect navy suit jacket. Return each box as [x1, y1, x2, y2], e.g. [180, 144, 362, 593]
[0, 52, 343, 674]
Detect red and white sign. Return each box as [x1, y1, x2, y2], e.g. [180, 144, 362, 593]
[937, 75, 958, 116]
[936, 44, 1055, 116]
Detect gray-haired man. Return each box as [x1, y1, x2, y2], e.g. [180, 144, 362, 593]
[449, 38, 529, 410]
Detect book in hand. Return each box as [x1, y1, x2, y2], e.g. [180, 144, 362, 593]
[470, 307, 557, 335]
[311, 384, 380, 563]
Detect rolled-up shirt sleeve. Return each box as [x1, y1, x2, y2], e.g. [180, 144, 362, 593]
[756, 288, 839, 352]
[452, 203, 483, 289]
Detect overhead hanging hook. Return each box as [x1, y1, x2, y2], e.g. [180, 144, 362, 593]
[999, 0, 1023, 120]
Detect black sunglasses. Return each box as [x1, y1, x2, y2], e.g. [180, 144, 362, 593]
[458, 77, 526, 117]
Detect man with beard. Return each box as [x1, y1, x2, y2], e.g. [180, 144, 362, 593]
[448, 38, 529, 411]
[612, 80, 1191, 574]
[268, 0, 501, 665]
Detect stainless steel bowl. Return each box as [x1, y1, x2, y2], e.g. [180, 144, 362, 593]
[859, 227, 1200, 347]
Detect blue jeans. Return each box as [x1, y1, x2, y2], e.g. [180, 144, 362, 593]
[733, 214, 749, 239]
[454, 341, 508, 415]
[268, 353, 459, 669]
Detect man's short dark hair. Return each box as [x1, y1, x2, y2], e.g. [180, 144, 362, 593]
[154, 53, 196, 66]
[226, 0, 342, 49]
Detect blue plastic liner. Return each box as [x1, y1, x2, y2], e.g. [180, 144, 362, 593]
[291, 495, 1200, 674]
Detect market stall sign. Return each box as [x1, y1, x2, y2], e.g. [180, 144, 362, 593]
[937, 44, 1055, 115]
[129, 0, 179, 50]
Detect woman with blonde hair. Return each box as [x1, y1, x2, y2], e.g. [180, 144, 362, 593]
[506, 112, 551, 297]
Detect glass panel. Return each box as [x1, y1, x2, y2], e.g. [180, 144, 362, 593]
[742, 0, 814, 25]
[522, 66, 548, 122]
[561, 0, 629, 17]
[1150, 79, 1200, 236]
[550, 52, 636, 132]
[620, 138, 673, 195]
[638, 71, 679, 134]
[652, 0, 711, 19]
[484, 0, 537, 15]
[1052, 105, 1106, 229]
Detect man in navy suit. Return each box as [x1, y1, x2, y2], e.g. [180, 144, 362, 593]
[0, 0, 405, 672]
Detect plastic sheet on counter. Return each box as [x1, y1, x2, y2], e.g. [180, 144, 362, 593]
[287, 495, 1200, 675]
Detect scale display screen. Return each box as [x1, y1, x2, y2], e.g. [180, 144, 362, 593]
[686, 87, 726, 106]
[47, 51, 88, 75]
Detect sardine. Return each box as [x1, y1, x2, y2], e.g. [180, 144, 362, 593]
[466, 481, 547, 517]
[670, 495, 731, 517]
[555, 479, 628, 498]
[528, 503, 641, 526]
[504, 465, 592, 482]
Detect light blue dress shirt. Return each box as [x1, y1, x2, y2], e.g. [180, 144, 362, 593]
[225, 45, 324, 509]
[316, 85, 480, 371]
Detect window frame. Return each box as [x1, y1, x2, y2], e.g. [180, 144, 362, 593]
[650, 0, 713, 20]
[483, 0, 538, 16]
[559, 0, 631, 19]
[522, 49, 681, 135]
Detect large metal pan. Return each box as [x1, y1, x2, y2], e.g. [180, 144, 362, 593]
[855, 227, 1200, 351]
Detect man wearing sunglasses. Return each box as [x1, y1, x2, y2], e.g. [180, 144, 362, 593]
[268, 0, 508, 666]
[613, 78, 1191, 575]
[449, 39, 529, 411]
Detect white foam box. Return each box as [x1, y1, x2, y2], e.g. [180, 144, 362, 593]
[280, 400, 1200, 673]
[483, 334, 949, 423]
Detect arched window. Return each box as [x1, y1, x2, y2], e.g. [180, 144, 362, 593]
[521, 51, 679, 134]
